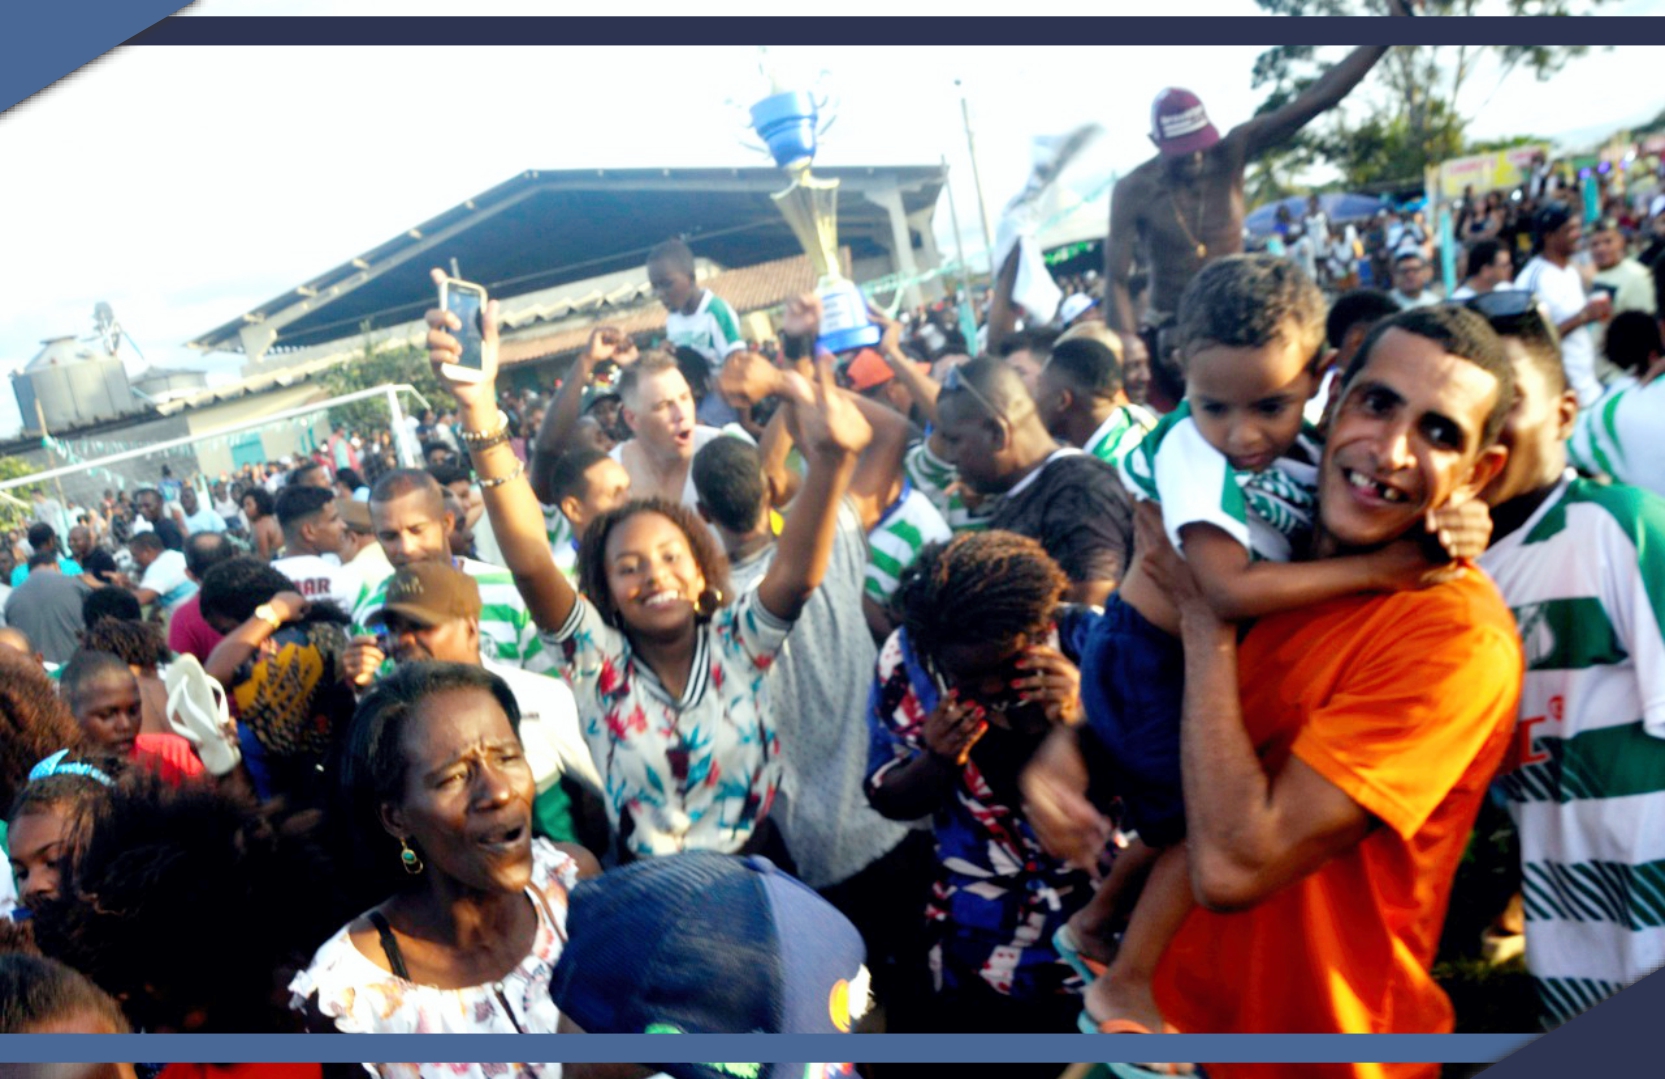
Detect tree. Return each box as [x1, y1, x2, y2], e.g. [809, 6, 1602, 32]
[0, 458, 41, 532]
[321, 326, 454, 437]
[1248, 4, 1612, 190]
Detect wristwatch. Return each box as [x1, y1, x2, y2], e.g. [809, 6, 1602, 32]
[254, 603, 283, 631]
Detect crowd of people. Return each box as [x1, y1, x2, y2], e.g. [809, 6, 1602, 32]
[0, 101, 1663, 1079]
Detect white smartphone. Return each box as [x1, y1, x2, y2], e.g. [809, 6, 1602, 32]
[437, 276, 488, 383]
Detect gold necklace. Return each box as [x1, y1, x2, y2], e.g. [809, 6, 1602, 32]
[1170, 186, 1207, 261]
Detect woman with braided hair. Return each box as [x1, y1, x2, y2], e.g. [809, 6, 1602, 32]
[864, 529, 1100, 1033]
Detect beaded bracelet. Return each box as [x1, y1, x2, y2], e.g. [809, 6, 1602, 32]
[464, 428, 512, 452]
[461, 411, 511, 447]
[477, 461, 524, 489]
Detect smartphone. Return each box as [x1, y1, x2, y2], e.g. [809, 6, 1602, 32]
[437, 276, 488, 382]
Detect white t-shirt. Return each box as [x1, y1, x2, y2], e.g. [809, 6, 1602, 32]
[1517, 255, 1601, 407]
[271, 552, 360, 614]
[485, 657, 600, 795]
[183, 506, 227, 535]
[139, 549, 196, 613]
[1390, 288, 1441, 310]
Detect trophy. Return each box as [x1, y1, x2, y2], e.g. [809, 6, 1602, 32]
[748, 61, 882, 355]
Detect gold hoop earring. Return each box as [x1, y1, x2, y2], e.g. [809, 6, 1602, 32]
[399, 837, 424, 875]
[695, 587, 724, 617]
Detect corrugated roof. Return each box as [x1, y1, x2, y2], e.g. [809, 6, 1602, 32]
[189, 165, 945, 356]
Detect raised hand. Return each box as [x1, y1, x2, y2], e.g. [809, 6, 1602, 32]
[1013, 645, 1083, 727]
[779, 353, 872, 463]
[782, 292, 824, 339]
[424, 267, 500, 409]
[867, 303, 903, 358]
[924, 690, 988, 766]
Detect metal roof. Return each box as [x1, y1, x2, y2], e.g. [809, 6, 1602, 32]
[189, 165, 946, 356]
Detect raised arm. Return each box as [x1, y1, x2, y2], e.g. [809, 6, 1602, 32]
[755, 337, 871, 624]
[204, 591, 308, 688]
[1236, 25, 1405, 158]
[426, 269, 577, 633]
[528, 328, 629, 504]
[1105, 178, 1141, 334]
[870, 305, 941, 426]
[984, 246, 1023, 358]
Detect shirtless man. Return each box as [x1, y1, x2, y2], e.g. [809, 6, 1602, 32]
[1106, 14, 1407, 406]
[612, 352, 735, 508]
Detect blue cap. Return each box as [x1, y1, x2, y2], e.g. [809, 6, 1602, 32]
[549, 852, 866, 1066]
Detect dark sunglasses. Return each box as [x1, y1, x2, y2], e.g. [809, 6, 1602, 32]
[941, 364, 1007, 423]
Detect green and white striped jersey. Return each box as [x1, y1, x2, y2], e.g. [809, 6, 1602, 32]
[664, 290, 746, 371]
[902, 438, 996, 535]
[1119, 401, 1320, 563]
[1567, 376, 1665, 498]
[542, 504, 581, 583]
[864, 486, 952, 607]
[352, 555, 553, 674]
[1084, 402, 1158, 470]
[1478, 471, 1665, 1028]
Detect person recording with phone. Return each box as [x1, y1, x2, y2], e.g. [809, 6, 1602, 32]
[424, 272, 869, 862]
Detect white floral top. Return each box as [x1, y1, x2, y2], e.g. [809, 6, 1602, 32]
[289, 839, 578, 1063]
[547, 587, 794, 858]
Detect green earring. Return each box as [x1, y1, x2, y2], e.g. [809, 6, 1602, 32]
[399, 837, 424, 875]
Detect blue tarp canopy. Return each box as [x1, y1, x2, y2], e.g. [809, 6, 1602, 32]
[1245, 192, 1389, 238]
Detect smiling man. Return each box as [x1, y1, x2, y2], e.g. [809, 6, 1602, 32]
[351, 469, 548, 673]
[1148, 307, 1525, 1078]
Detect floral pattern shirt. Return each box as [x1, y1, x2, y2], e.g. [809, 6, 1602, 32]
[547, 588, 794, 857]
[865, 628, 1092, 1004]
[289, 839, 578, 1056]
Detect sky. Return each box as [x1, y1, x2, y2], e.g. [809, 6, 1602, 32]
[3, 8, 1664, 438]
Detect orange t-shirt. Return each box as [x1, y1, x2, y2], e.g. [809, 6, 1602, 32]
[1154, 568, 1523, 1079]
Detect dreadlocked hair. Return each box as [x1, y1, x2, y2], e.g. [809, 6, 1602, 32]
[29, 771, 348, 1034]
[893, 530, 1068, 662]
[81, 617, 170, 669]
[575, 497, 731, 631]
[0, 651, 85, 811]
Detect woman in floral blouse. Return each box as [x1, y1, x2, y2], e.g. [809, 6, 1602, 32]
[426, 282, 869, 860]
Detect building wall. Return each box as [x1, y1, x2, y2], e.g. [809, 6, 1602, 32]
[183, 384, 331, 479]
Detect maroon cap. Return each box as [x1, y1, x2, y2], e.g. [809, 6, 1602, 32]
[1151, 88, 1221, 157]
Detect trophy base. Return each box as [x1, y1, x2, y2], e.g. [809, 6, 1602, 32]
[816, 277, 882, 356]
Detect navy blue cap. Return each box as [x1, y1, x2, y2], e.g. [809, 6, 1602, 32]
[549, 852, 866, 1073]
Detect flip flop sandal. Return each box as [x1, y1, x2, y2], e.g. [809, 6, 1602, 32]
[1077, 1014, 1196, 1077]
[1055, 923, 1110, 985]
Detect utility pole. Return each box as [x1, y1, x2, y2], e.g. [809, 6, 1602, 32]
[940, 156, 970, 293]
[956, 79, 996, 279]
